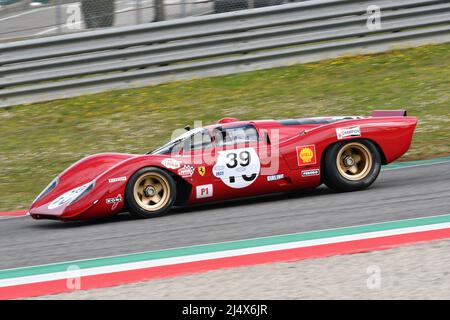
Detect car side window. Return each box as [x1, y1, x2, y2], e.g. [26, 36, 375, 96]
[188, 130, 214, 151]
[151, 128, 213, 155]
[214, 125, 259, 147]
[169, 129, 213, 153]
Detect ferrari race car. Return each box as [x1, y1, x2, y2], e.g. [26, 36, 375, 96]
[30, 110, 417, 221]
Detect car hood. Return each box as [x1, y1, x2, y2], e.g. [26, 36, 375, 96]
[30, 153, 136, 211]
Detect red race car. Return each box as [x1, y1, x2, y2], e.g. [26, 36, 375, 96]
[30, 110, 417, 221]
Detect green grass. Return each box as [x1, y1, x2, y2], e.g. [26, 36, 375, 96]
[1, 43, 449, 211]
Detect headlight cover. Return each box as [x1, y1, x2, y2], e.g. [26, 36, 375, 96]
[33, 176, 59, 204]
[47, 180, 95, 210]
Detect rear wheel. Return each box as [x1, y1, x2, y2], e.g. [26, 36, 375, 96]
[125, 167, 176, 218]
[323, 140, 381, 192]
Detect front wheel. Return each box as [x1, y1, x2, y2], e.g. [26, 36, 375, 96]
[322, 140, 381, 192]
[125, 167, 176, 218]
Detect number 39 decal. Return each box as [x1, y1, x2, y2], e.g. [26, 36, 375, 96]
[213, 147, 261, 188]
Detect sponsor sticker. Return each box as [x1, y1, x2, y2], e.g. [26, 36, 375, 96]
[198, 166, 206, 176]
[296, 145, 317, 166]
[178, 165, 195, 178]
[336, 126, 361, 140]
[196, 184, 213, 199]
[301, 169, 320, 177]
[161, 158, 181, 169]
[108, 176, 127, 183]
[267, 174, 284, 182]
[213, 147, 261, 189]
[106, 194, 122, 210]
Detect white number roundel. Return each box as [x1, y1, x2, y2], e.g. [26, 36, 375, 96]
[213, 147, 260, 189]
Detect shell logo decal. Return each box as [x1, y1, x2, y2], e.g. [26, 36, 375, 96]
[297, 145, 317, 166]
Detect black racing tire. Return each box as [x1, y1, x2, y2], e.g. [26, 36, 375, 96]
[125, 167, 176, 219]
[322, 139, 381, 192]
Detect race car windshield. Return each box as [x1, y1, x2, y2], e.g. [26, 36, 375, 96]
[149, 127, 212, 155]
[213, 124, 259, 147]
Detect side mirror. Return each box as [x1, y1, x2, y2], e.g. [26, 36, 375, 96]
[184, 125, 191, 131]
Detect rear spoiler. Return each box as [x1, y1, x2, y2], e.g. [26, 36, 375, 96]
[372, 110, 407, 117]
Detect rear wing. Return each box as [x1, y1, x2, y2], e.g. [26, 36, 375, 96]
[372, 110, 407, 117]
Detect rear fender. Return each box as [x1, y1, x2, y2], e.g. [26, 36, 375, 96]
[280, 116, 418, 170]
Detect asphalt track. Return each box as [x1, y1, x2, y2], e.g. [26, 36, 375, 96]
[0, 161, 449, 270]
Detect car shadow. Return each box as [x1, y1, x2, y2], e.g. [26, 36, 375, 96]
[28, 185, 336, 229]
[172, 185, 334, 215]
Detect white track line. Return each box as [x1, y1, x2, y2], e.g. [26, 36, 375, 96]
[34, 27, 58, 36]
[382, 160, 450, 171]
[116, 6, 134, 13]
[0, 216, 27, 220]
[0, 7, 52, 22]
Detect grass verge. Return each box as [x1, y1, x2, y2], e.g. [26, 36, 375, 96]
[1, 43, 449, 211]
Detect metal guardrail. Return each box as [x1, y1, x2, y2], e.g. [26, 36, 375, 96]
[0, 0, 449, 107]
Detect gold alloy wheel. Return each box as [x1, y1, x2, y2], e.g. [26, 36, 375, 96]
[133, 172, 170, 211]
[336, 142, 373, 181]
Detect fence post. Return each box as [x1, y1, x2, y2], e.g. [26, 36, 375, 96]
[55, 0, 63, 34]
[136, 0, 143, 24]
[180, 0, 187, 18]
[154, 0, 165, 22]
